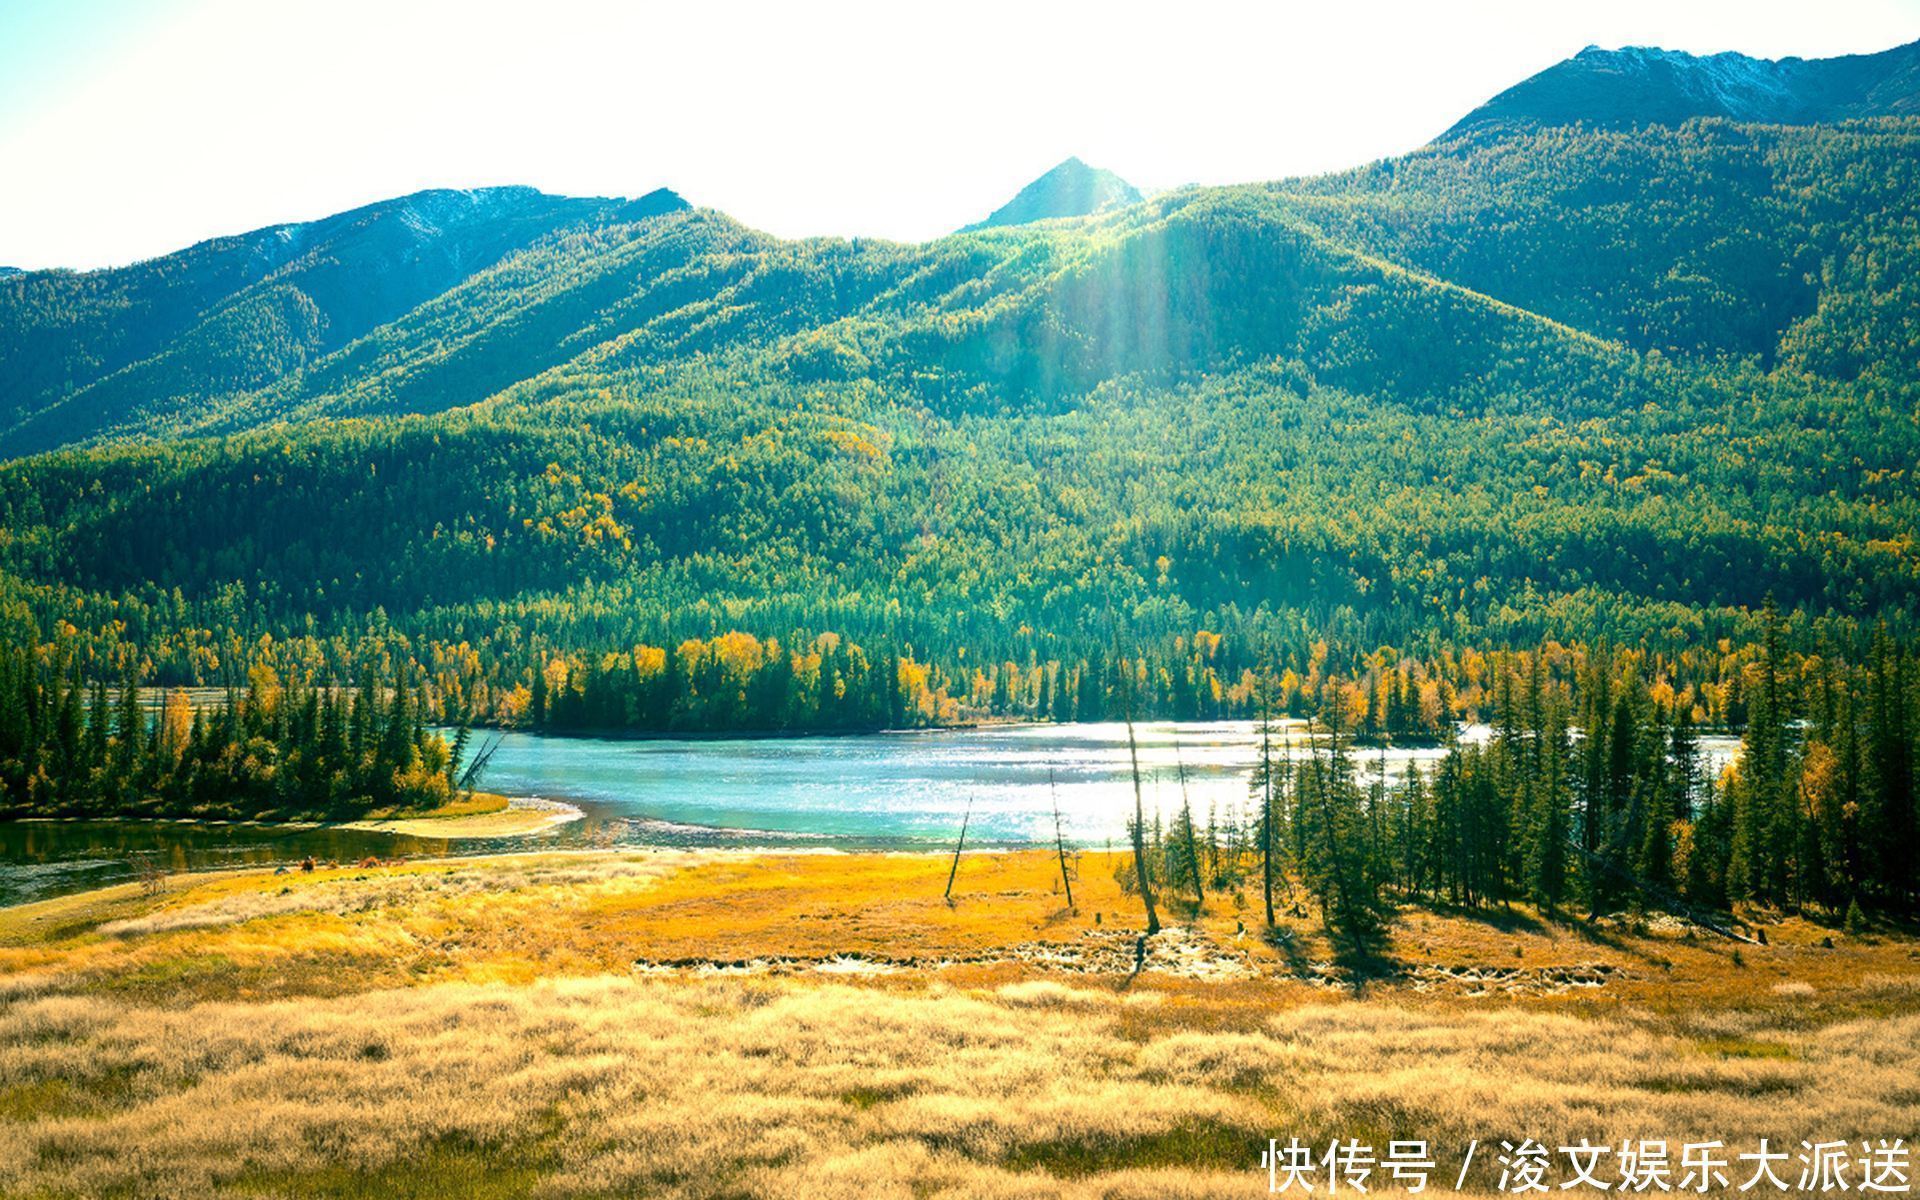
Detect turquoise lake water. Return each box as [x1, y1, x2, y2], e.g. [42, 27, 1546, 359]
[0, 721, 1739, 906]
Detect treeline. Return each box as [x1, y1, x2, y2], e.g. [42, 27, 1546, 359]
[3, 613, 1894, 747]
[295, 623, 1899, 745]
[513, 629, 1461, 738]
[275, 627, 1759, 739]
[0, 647, 462, 821]
[526, 632, 916, 733]
[1123, 611, 1918, 929]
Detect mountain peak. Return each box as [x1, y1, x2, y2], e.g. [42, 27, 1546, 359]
[1444, 36, 1920, 139]
[617, 187, 691, 222]
[962, 157, 1142, 232]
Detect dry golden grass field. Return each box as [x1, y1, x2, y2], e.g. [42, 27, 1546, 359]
[1, 849, 1916, 1198]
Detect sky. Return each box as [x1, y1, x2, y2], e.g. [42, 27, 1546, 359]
[2, 0, 1918, 271]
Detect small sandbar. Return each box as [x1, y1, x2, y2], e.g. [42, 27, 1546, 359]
[342, 796, 583, 839]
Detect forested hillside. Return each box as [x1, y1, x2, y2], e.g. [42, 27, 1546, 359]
[0, 186, 686, 454]
[1278, 119, 1920, 378]
[0, 43, 1916, 757]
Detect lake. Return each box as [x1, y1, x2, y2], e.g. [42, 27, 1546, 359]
[0, 721, 1741, 906]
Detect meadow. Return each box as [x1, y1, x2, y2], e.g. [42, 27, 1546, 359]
[0, 849, 1915, 1198]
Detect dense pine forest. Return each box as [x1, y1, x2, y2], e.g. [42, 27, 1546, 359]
[2, 43, 1919, 917]
[1118, 607, 1915, 935]
[0, 645, 463, 821]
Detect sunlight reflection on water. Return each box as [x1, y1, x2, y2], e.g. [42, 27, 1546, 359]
[0, 721, 1741, 906]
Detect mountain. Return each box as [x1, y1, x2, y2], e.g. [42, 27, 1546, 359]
[0, 268, 21, 280]
[1278, 119, 1920, 374]
[0, 186, 686, 455]
[1445, 37, 1920, 137]
[961, 157, 1142, 231]
[2, 51, 1919, 725]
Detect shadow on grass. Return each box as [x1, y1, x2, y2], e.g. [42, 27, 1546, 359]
[1327, 913, 1398, 995]
[1034, 903, 1079, 930]
[1263, 905, 1401, 994]
[1265, 924, 1313, 979]
[1002, 1118, 1267, 1179]
[1417, 897, 1552, 936]
[1420, 895, 1682, 969]
[232, 1132, 556, 1200]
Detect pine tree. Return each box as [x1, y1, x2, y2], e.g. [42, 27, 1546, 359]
[114, 669, 143, 776]
[85, 678, 110, 774]
[1528, 691, 1572, 914]
[1733, 599, 1799, 905]
[1669, 701, 1700, 822]
[1866, 626, 1915, 905]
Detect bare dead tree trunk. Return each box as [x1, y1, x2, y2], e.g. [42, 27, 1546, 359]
[1375, 736, 1389, 897]
[455, 733, 501, 800]
[1049, 768, 1074, 910]
[1280, 719, 1303, 913]
[945, 795, 973, 904]
[1259, 682, 1276, 926]
[1121, 666, 1161, 936]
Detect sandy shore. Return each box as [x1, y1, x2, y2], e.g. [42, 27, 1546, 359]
[340, 795, 583, 839]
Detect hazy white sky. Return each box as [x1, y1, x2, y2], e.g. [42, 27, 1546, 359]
[2, 0, 1918, 270]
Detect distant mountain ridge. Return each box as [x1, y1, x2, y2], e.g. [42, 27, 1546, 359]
[962, 157, 1141, 231]
[5, 41, 1920, 458]
[1446, 37, 1920, 137]
[0, 185, 686, 454]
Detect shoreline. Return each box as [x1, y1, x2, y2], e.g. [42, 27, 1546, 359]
[5, 796, 586, 842]
[462, 718, 1463, 746]
[338, 795, 585, 839]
